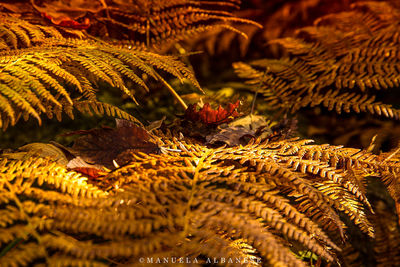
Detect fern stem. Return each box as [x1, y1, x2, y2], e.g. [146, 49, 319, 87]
[154, 71, 188, 110]
[384, 146, 400, 162]
[183, 149, 211, 237]
[146, 19, 150, 48]
[0, 237, 23, 258]
[251, 70, 267, 115]
[99, 0, 110, 18]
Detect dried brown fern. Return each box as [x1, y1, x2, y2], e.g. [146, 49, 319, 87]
[0, 13, 85, 50]
[86, 0, 261, 51]
[1, 122, 399, 266]
[372, 199, 400, 266]
[234, 1, 400, 120]
[183, 0, 358, 57]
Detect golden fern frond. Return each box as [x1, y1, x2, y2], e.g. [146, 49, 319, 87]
[0, 157, 106, 198]
[234, 1, 400, 119]
[73, 100, 141, 123]
[2, 125, 398, 266]
[41, 98, 142, 126]
[0, 36, 201, 129]
[0, 242, 47, 267]
[322, 177, 400, 267]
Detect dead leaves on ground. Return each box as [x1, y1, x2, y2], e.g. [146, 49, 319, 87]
[182, 100, 276, 146]
[1, 119, 160, 179]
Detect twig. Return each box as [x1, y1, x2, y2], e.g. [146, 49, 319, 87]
[154, 71, 188, 110]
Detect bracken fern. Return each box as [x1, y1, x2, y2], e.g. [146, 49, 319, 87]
[1, 126, 399, 266]
[234, 1, 400, 120]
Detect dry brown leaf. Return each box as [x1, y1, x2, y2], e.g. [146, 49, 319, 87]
[206, 126, 255, 146]
[69, 120, 159, 169]
[145, 116, 166, 132]
[18, 143, 69, 165]
[206, 114, 272, 146]
[228, 114, 270, 130]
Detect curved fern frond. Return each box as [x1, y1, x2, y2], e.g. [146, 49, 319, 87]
[0, 37, 201, 129]
[234, 1, 400, 119]
[0, 14, 82, 51]
[89, 0, 262, 50]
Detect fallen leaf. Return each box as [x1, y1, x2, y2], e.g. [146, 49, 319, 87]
[228, 114, 271, 130]
[67, 156, 106, 179]
[41, 12, 90, 29]
[72, 167, 104, 178]
[206, 114, 273, 146]
[206, 126, 255, 146]
[185, 100, 241, 126]
[68, 120, 159, 169]
[32, 0, 102, 28]
[270, 115, 298, 139]
[145, 116, 166, 132]
[18, 143, 69, 165]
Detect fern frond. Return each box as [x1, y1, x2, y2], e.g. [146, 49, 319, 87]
[0, 242, 46, 267]
[0, 14, 70, 51]
[372, 200, 400, 266]
[234, 1, 400, 119]
[73, 100, 141, 124]
[0, 157, 107, 198]
[2, 127, 395, 266]
[8, 131, 396, 266]
[89, 0, 261, 50]
[0, 37, 201, 129]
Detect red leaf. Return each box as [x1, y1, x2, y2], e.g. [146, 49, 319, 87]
[72, 167, 103, 179]
[41, 12, 90, 29]
[185, 100, 241, 126]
